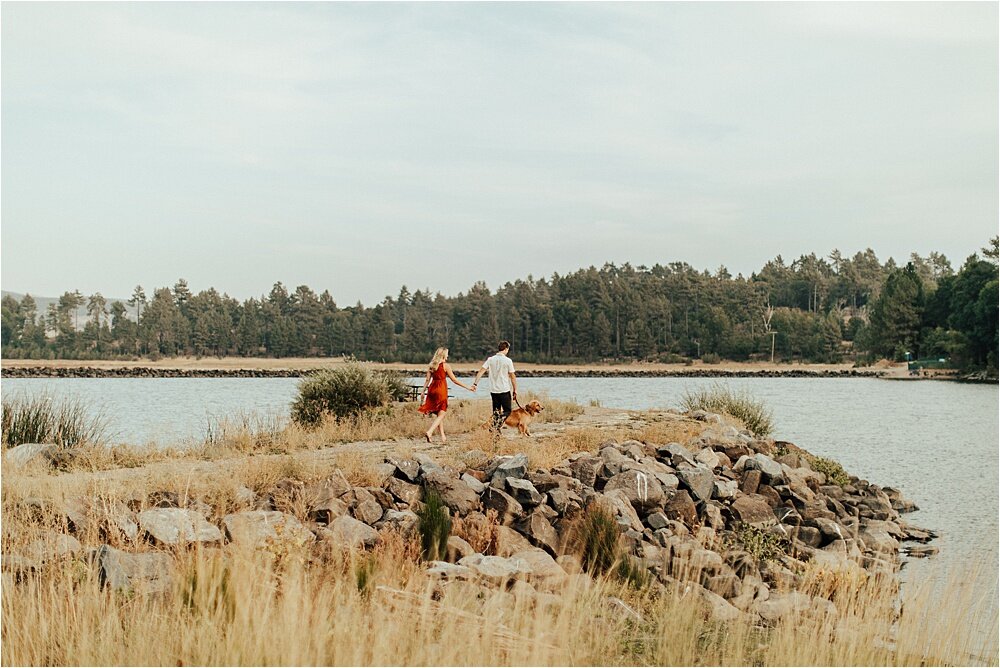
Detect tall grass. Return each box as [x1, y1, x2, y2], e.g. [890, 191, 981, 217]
[1, 392, 109, 448]
[680, 383, 775, 437]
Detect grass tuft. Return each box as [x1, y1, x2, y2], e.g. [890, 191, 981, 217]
[680, 383, 775, 437]
[416, 488, 451, 561]
[1, 392, 110, 448]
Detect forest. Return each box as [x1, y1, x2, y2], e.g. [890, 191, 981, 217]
[2, 241, 997, 372]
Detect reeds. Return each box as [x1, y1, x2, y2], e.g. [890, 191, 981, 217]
[1, 392, 110, 448]
[680, 383, 775, 437]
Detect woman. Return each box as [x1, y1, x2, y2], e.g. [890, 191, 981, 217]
[418, 347, 475, 443]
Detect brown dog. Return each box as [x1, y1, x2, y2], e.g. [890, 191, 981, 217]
[504, 400, 544, 436]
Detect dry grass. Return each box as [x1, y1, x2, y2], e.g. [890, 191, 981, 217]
[2, 524, 994, 666]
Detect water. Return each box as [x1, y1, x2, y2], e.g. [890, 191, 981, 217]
[3, 375, 997, 658]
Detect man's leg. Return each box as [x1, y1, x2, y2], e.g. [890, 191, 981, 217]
[491, 392, 511, 432]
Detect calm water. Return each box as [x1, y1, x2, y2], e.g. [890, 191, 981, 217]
[3, 375, 997, 659]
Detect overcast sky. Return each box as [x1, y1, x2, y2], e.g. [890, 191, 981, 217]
[2, 2, 997, 305]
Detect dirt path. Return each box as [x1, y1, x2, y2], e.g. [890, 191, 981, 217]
[6, 406, 644, 493]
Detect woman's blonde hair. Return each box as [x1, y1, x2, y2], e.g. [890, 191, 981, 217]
[429, 347, 448, 371]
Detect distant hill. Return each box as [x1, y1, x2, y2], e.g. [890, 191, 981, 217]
[2, 291, 133, 325]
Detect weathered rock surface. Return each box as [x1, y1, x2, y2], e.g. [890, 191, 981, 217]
[92, 545, 173, 593]
[138, 508, 223, 545]
[222, 511, 314, 548]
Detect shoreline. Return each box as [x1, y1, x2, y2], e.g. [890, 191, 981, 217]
[1, 356, 888, 379]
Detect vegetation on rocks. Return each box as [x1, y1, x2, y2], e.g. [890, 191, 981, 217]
[1, 392, 109, 448]
[290, 363, 408, 426]
[417, 489, 451, 561]
[680, 383, 775, 437]
[809, 456, 852, 487]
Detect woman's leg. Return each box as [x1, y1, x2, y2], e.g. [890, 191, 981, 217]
[425, 411, 446, 441]
[437, 410, 447, 443]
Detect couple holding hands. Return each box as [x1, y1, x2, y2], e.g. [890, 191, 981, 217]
[418, 340, 517, 443]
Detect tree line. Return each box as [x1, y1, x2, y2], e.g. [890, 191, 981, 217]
[3, 240, 996, 372]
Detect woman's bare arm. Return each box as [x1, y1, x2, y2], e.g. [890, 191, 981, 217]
[445, 364, 473, 391]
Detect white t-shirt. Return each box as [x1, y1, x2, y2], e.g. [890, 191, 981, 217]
[482, 353, 515, 394]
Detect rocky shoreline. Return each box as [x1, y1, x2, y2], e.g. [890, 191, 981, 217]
[0, 366, 885, 379]
[3, 408, 935, 625]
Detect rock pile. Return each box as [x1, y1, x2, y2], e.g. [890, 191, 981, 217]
[4, 410, 936, 622]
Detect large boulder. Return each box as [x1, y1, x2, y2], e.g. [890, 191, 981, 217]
[675, 465, 715, 502]
[138, 508, 223, 545]
[423, 471, 481, 514]
[516, 509, 560, 555]
[505, 478, 544, 507]
[222, 511, 314, 548]
[386, 457, 421, 483]
[321, 515, 379, 550]
[569, 457, 601, 488]
[511, 548, 568, 586]
[92, 545, 173, 594]
[481, 487, 524, 525]
[3, 443, 59, 469]
[597, 490, 644, 532]
[376, 509, 419, 534]
[664, 490, 698, 526]
[730, 495, 777, 528]
[604, 470, 665, 512]
[23, 531, 82, 563]
[490, 454, 529, 487]
[495, 525, 535, 557]
[458, 553, 532, 584]
[385, 477, 422, 507]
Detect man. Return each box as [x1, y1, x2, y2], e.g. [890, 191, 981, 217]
[472, 340, 518, 433]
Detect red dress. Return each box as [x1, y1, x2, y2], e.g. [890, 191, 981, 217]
[418, 364, 448, 415]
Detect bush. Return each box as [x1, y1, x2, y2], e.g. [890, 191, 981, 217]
[733, 522, 788, 562]
[290, 364, 408, 427]
[1, 392, 109, 448]
[700, 352, 722, 364]
[416, 488, 451, 561]
[808, 455, 851, 486]
[680, 383, 774, 437]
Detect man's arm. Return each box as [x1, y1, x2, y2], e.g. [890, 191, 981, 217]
[472, 360, 488, 390]
[509, 371, 517, 399]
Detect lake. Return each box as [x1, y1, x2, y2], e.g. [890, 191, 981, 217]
[2, 375, 997, 660]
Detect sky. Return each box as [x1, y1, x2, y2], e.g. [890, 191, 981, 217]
[2, 2, 997, 306]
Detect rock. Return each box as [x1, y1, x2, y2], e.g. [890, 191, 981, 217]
[547, 487, 583, 514]
[517, 509, 560, 554]
[24, 531, 82, 563]
[322, 515, 379, 550]
[664, 490, 698, 526]
[490, 454, 529, 487]
[740, 469, 762, 495]
[756, 485, 782, 508]
[92, 545, 173, 594]
[305, 476, 352, 522]
[386, 457, 421, 483]
[423, 471, 480, 514]
[695, 448, 721, 470]
[235, 486, 257, 507]
[675, 465, 715, 502]
[495, 525, 535, 557]
[859, 523, 900, 553]
[3, 443, 59, 469]
[604, 470, 666, 511]
[377, 509, 419, 533]
[512, 548, 568, 585]
[657, 443, 696, 467]
[505, 478, 544, 507]
[753, 591, 812, 623]
[426, 561, 475, 580]
[794, 525, 823, 548]
[352, 499, 384, 526]
[2, 554, 40, 575]
[745, 454, 785, 484]
[713, 479, 739, 500]
[527, 472, 563, 493]
[731, 495, 776, 528]
[903, 545, 939, 558]
[481, 487, 523, 525]
[813, 517, 848, 543]
[647, 512, 670, 530]
[311, 496, 349, 524]
[460, 474, 486, 494]
[700, 502, 725, 529]
[458, 554, 532, 584]
[138, 508, 223, 545]
[386, 477, 422, 507]
[414, 453, 444, 477]
[697, 584, 742, 621]
[222, 511, 314, 548]
[619, 440, 646, 460]
[598, 490, 644, 532]
[371, 463, 397, 486]
[446, 536, 476, 562]
[570, 457, 601, 487]
[556, 554, 583, 575]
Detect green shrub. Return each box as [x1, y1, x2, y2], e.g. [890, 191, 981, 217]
[680, 383, 774, 437]
[733, 522, 788, 562]
[416, 488, 451, 561]
[701, 352, 722, 364]
[290, 364, 408, 427]
[808, 455, 851, 486]
[1, 392, 109, 448]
